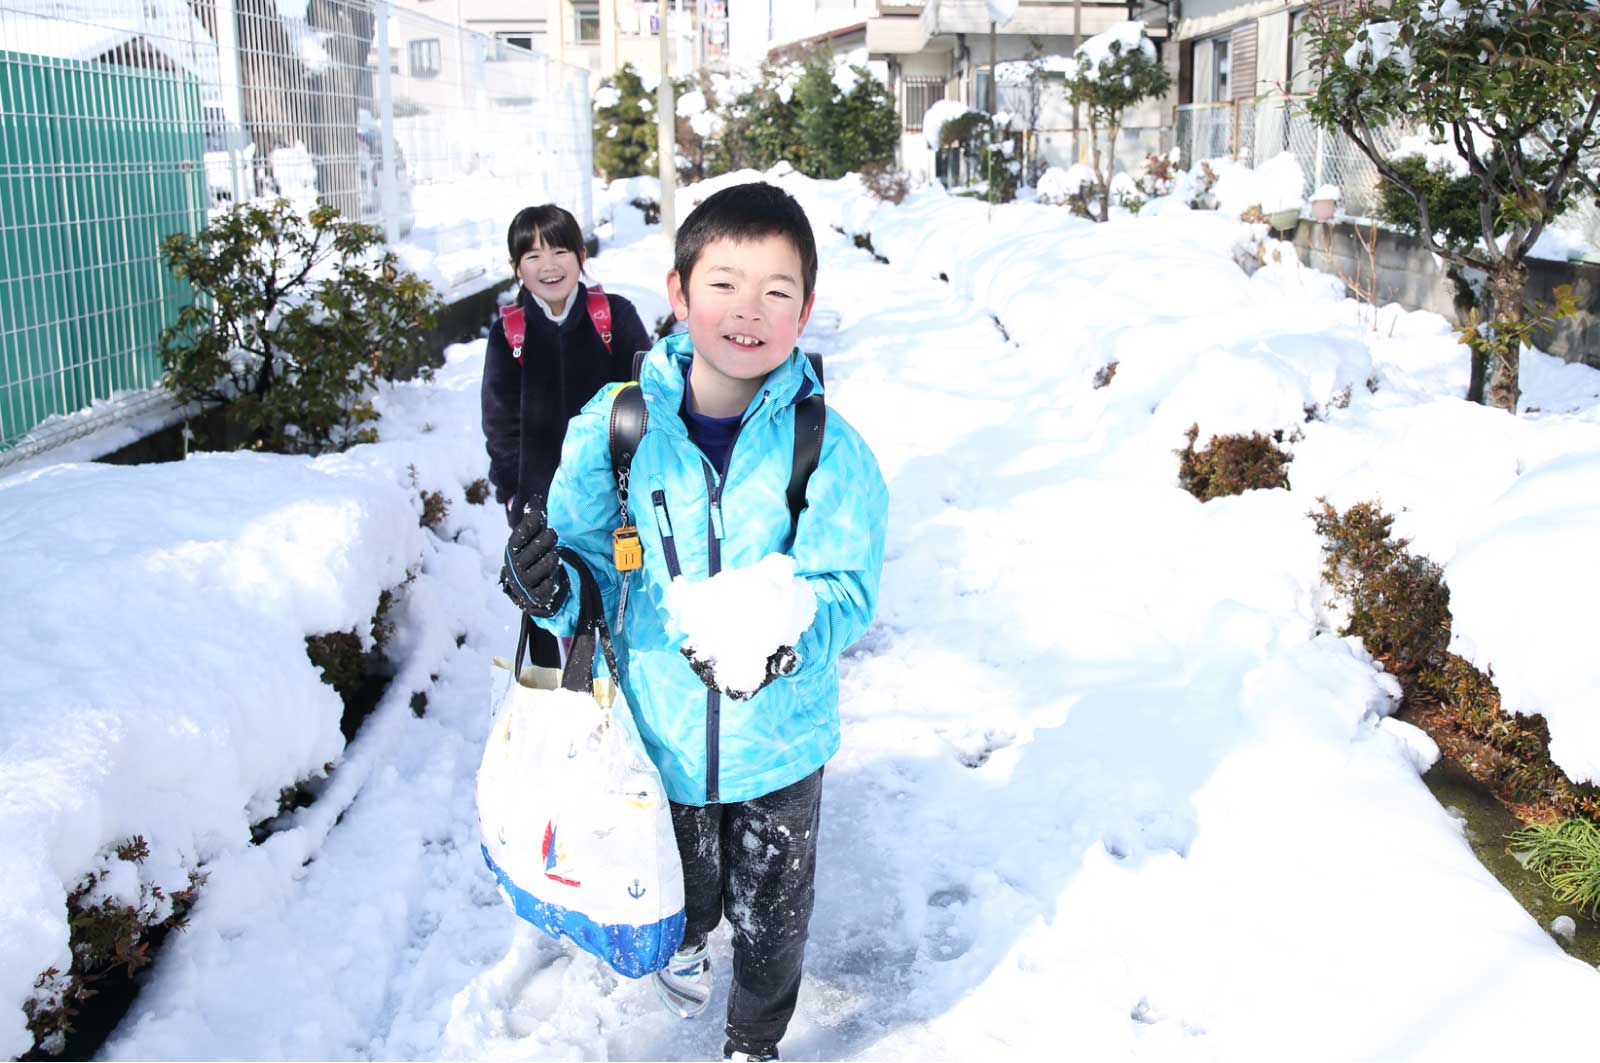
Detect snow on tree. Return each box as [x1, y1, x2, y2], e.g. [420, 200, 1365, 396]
[1062, 22, 1171, 222]
[1301, 0, 1600, 412]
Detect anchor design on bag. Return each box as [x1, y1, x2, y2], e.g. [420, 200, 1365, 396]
[627, 879, 646, 899]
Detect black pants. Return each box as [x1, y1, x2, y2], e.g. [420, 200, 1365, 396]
[669, 768, 823, 1058]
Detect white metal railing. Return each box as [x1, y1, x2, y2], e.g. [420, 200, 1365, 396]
[1, 0, 592, 464]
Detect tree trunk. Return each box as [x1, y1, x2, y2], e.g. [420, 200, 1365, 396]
[1089, 116, 1106, 222]
[1484, 259, 1528, 413]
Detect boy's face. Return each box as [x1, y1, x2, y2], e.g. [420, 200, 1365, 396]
[514, 237, 581, 310]
[667, 233, 815, 388]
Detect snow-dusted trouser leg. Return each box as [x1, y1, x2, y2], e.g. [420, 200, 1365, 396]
[668, 769, 824, 1059]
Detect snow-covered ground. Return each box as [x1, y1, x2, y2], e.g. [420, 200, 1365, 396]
[4, 171, 1600, 1061]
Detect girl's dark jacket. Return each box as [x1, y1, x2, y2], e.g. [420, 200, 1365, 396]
[480, 282, 651, 524]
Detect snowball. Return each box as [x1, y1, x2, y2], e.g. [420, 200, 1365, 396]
[664, 554, 817, 694]
[1551, 916, 1578, 944]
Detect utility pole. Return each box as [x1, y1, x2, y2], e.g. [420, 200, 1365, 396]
[1073, 0, 1083, 162]
[658, 3, 676, 240]
[988, 20, 996, 113]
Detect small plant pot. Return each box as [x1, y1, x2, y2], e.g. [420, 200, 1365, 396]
[1267, 207, 1303, 234]
[1311, 198, 1338, 222]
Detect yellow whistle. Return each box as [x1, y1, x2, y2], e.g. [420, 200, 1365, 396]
[613, 525, 643, 571]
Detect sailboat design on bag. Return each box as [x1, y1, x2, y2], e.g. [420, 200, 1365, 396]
[541, 821, 581, 887]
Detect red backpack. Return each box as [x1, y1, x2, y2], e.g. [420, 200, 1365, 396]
[498, 284, 613, 361]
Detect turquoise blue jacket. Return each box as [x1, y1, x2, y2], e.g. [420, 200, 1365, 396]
[537, 331, 888, 806]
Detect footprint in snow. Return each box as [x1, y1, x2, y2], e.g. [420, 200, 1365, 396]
[935, 725, 1016, 768]
[924, 885, 975, 962]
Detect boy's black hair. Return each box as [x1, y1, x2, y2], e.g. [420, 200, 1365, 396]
[674, 182, 818, 303]
[508, 204, 586, 265]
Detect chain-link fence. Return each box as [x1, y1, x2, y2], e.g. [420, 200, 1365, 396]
[1176, 95, 1600, 245]
[1, 0, 592, 466]
[1176, 96, 1398, 218]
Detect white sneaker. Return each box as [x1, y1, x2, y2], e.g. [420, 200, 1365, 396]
[653, 940, 711, 1019]
[725, 1052, 779, 1062]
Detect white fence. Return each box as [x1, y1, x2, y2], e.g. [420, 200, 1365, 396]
[0, 0, 593, 465]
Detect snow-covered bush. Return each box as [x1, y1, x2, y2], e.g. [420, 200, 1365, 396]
[860, 161, 910, 204]
[592, 62, 657, 180]
[794, 49, 899, 179]
[1301, 0, 1600, 412]
[1211, 152, 1306, 218]
[1176, 425, 1293, 500]
[25, 837, 203, 1056]
[160, 200, 440, 456]
[1035, 163, 1097, 215]
[1062, 22, 1171, 221]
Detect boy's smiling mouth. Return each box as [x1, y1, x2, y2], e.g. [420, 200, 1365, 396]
[725, 333, 764, 349]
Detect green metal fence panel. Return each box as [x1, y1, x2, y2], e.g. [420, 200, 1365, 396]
[0, 48, 206, 453]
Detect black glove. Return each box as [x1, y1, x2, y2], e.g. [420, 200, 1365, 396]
[500, 503, 569, 618]
[681, 645, 799, 701]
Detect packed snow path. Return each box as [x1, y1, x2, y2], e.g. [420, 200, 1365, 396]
[97, 177, 1600, 1061]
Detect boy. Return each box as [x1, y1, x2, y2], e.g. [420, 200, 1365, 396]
[501, 182, 887, 1061]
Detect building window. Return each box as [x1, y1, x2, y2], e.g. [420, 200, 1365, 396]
[1214, 38, 1231, 101]
[1289, 10, 1317, 94]
[408, 38, 441, 77]
[902, 77, 945, 132]
[574, 2, 601, 45]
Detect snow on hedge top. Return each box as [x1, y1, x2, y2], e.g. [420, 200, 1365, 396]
[1213, 152, 1307, 215]
[0, 449, 429, 1058]
[1070, 21, 1157, 81]
[923, 99, 978, 149]
[593, 84, 621, 109]
[663, 554, 817, 694]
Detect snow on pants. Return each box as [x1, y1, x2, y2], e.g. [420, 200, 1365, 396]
[669, 767, 823, 1058]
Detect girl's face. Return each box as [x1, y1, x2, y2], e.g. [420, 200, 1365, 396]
[514, 237, 582, 311]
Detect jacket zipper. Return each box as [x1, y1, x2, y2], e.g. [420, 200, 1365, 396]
[651, 490, 681, 579]
[697, 390, 766, 804]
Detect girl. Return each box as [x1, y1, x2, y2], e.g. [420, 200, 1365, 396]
[481, 204, 651, 678]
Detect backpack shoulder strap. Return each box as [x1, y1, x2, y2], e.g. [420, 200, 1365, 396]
[608, 382, 648, 519]
[498, 303, 526, 362]
[586, 283, 613, 353]
[631, 347, 646, 382]
[787, 353, 826, 534]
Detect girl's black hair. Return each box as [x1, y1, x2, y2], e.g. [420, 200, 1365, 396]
[674, 182, 818, 303]
[507, 204, 586, 265]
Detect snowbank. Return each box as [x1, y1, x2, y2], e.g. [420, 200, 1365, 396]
[0, 352, 505, 1059]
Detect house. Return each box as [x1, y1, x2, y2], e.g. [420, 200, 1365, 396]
[865, 0, 1172, 180]
[1149, 0, 1317, 162]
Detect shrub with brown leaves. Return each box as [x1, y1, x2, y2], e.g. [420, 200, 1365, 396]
[1177, 425, 1293, 501]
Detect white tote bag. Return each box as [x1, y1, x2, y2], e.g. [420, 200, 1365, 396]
[477, 555, 685, 977]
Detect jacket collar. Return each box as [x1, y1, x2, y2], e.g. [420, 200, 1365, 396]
[639, 331, 822, 438]
[518, 282, 587, 333]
